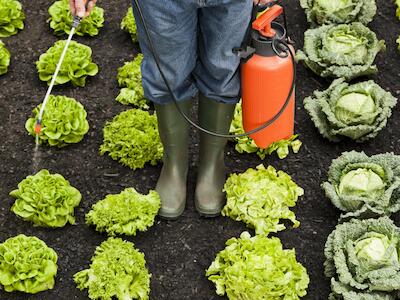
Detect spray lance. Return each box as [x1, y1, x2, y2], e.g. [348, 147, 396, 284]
[132, 0, 296, 149]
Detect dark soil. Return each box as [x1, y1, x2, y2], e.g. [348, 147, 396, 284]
[1, 0, 400, 299]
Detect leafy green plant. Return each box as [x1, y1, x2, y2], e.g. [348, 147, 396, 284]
[229, 102, 302, 159]
[299, 0, 376, 26]
[222, 164, 304, 235]
[0, 40, 10, 75]
[117, 54, 149, 109]
[0, 234, 58, 294]
[74, 237, 151, 300]
[324, 217, 400, 300]
[121, 7, 138, 42]
[0, 0, 25, 37]
[25, 95, 89, 147]
[48, 0, 104, 36]
[304, 78, 397, 142]
[207, 231, 310, 299]
[322, 151, 400, 219]
[296, 23, 385, 80]
[36, 40, 98, 87]
[100, 109, 163, 170]
[9, 169, 82, 227]
[86, 188, 160, 236]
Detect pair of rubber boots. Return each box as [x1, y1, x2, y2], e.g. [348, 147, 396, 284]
[155, 94, 235, 219]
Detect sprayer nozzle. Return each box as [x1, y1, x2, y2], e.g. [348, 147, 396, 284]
[34, 122, 42, 134]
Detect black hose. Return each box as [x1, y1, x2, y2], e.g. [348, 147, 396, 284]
[132, 0, 296, 139]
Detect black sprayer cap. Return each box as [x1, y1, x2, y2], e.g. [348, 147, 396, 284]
[252, 22, 286, 57]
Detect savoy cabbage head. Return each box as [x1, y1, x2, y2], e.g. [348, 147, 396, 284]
[74, 237, 151, 300]
[300, 0, 376, 26]
[296, 23, 385, 80]
[207, 231, 310, 299]
[25, 95, 89, 147]
[121, 7, 138, 42]
[100, 109, 163, 170]
[325, 217, 400, 300]
[10, 169, 82, 227]
[36, 40, 98, 87]
[304, 78, 397, 142]
[86, 187, 161, 236]
[322, 151, 400, 220]
[0, 234, 58, 294]
[222, 164, 304, 235]
[48, 0, 104, 36]
[0, 0, 25, 37]
[0, 40, 10, 75]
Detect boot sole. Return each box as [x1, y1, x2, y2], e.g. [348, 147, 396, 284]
[195, 202, 222, 218]
[158, 203, 186, 220]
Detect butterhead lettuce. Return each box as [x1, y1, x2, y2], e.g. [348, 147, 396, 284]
[121, 7, 138, 42]
[0, 0, 25, 37]
[0, 40, 10, 75]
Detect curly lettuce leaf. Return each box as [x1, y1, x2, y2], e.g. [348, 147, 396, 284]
[229, 102, 302, 159]
[86, 188, 160, 236]
[100, 109, 163, 170]
[74, 237, 151, 300]
[25, 95, 89, 147]
[121, 7, 138, 42]
[299, 0, 376, 26]
[304, 78, 397, 142]
[296, 23, 385, 80]
[322, 151, 400, 219]
[222, 164, 304, 235]
[324, 217, 400, 299]
[0, 0, 25, 37]
[9, 169, 82, 227]
[0, 40, 10, 75]
[0, 234, 58, 294]
[207, 231, 309, 299]
[36, 40, 98, 87]
[48, 0, 104, 36]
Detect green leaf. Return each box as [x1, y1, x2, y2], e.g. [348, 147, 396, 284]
[0, 40, 10, 75]
[0, 0, 25, 37]
[121, 7, 138, 42]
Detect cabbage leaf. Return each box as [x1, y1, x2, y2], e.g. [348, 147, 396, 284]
[0, 40, 10, 75]
[0, 0, 25, 37]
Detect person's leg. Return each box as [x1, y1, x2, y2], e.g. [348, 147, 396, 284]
[131, 0, 198, 218]
[194, 0, 252, 216]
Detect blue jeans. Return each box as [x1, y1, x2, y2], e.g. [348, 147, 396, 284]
[131, 0, 253, 104]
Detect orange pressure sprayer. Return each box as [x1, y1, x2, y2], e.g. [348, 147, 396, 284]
[239, 3, 296, 148]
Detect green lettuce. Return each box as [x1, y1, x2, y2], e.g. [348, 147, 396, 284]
[100, 109, 163, 170]
[0, 234, 58, 294]
[86, 188, 160, 236]
[117, 54, 149, 109]
[74, 237, 151, 300]
[0, 40, 10, 75]
[25, 95, 89, 147]
[325, 217, 400, 300]
[36, 40, 98, 87]
[296, 23, 385, 80]
[48, 0, 104, 36]
[222, 164, 304, 235]
[121, 7, 138, 42]
[229, 102, 302, 159]
[322, 151, 400, 220]
[207, 231, 310, 299]
[0, 0, 25, 37]
[9, 169, 82, 227]
[300, 0, 376, 26]
[304, 78, 397, 142]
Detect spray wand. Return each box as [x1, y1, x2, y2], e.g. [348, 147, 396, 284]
[34, 16, 82, 135]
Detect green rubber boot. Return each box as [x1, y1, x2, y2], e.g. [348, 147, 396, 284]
[195, 94, 235, 217]
[155, 100, 192, 219]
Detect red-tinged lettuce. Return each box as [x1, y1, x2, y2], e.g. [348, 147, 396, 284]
[222, 164, 304, 235]
[0, 0, 25, 37]
[48, 0, 104, 36]
[0, 234, 58, 294]
[207, 232, 309, 299]
[74, 237, 151, 300]
[325, 217, 400, 300]
[121, 7, 138, 42]
[86, 188, 160, 236]
[296, 23, 385, 80]
[36, 40, 98, 87]
[25, 95, 89, 147]
[10, 169, 82, 228]
[0, 40, 10, 75]
[304, 78, 397, 142]
[100, 109, 163, 170]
